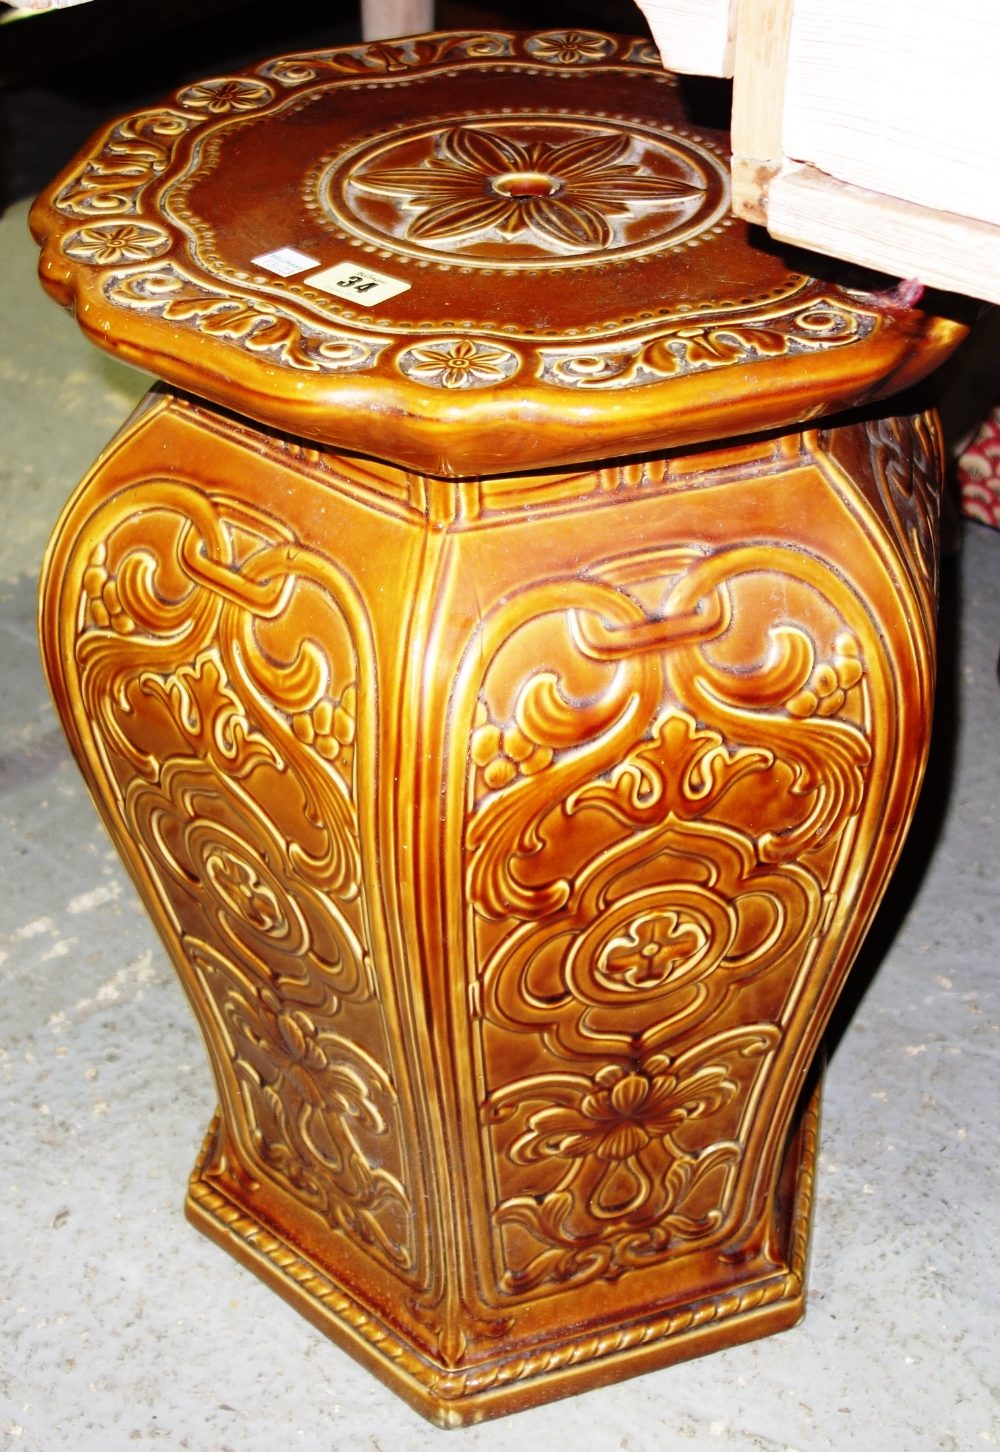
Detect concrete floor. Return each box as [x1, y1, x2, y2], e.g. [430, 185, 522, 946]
[2, 22, 999, 1451]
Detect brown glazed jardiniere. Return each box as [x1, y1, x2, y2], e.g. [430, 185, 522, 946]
[30, 29, 962, 1425]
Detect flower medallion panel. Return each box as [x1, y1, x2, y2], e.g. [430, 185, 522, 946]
[460, 531, 879, 1297]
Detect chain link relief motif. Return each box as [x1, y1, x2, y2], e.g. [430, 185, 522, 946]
[463, 543, 874, 1295]
[865, 410, 943, 637]
[72, 479, 420, 1279]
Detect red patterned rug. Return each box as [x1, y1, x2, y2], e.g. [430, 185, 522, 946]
[957, 404, 1000, 529]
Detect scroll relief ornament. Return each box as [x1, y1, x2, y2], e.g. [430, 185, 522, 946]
[74, 482, 419, 1277]
[103, 267, 384, 374]
[864, 410, 943, 632]
[53, 110, 199, 220]
[540, 300, 877, 390]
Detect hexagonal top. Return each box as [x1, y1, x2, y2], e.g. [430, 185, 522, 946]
[30, 29, 964, 476]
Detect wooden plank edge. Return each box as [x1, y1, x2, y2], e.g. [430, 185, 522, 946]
[729, 0, 796, 221]
[766, 163, 1000, 305]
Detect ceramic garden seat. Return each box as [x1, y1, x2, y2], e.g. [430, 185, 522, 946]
[30, 29, 964, 1426]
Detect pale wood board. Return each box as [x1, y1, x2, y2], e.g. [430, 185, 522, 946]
[768, 163, 1000, 304]
[729, 0, 796, 221]
[361, 0, 434, 40]
[781, 0, 1000, 229]
[634, 0, 737, 77]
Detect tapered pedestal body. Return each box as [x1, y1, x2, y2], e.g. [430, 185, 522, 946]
[31, 30, 961, 1426]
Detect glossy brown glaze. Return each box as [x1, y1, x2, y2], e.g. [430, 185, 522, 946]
[34, 30, 954, 1426]
[30, 30, 961, 475]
